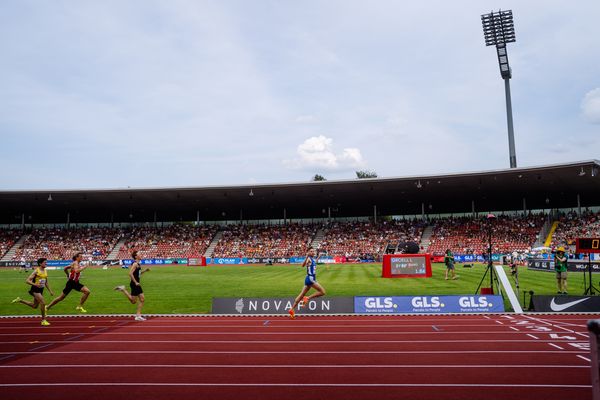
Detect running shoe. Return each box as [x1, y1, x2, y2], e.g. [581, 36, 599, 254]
[11, 297, 21, 304]
[134, 316, 146, 321]
[75, 306, 87, 313]
[288, 308, 295, 319]
[114, 285, 125, 291]
[302, 296, 309, 304]
[41, 320, 50, 326]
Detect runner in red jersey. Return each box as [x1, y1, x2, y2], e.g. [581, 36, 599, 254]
[46, 253, 91, 313]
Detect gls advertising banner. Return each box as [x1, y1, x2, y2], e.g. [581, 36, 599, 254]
[354, 295, 505, 314]
[532, 295, 600, 312]
[212, 297, 354, 315]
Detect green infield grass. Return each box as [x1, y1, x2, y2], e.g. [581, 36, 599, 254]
[0, 263, 588, 316]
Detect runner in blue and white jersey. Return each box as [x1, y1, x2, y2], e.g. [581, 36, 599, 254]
[289, 249, 326, 319]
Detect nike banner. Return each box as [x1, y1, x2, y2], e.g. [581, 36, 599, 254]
[532, 295, 600, 312]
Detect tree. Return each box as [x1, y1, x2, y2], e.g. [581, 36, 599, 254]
[356, 170, 378, 179]
[312, 174, 326, 181]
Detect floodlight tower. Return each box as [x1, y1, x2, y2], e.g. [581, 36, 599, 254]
[481, 10, 517, 168]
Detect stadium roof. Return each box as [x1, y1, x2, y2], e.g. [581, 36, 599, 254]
[1, 160, 599, 224]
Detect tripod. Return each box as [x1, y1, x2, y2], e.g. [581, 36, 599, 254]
[583, 253, 598, 295]
[475, 215, 498, 295]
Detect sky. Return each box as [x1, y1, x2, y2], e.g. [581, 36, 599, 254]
[1, 0, 599, 190]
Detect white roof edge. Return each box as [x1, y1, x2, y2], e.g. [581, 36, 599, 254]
[2, 159, 599, 193]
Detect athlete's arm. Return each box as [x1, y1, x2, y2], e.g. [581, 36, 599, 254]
[25, 271, 37, 287]
[45, 279, 55, 296]
[141, 268, 151, 275]
[301, 256, 309, 268]
[75, 262, 89, 273]
[63, 265, 72, 277]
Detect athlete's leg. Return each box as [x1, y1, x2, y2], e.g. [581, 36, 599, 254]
[135, 293, 145, 316]
[305, 282, 326, 301]
[115, 286, 136, 304]
[79, 286, 90, 306]
[292, 286, 311, 309]
[33, 293, 46, 318]
[17, 297, 38, 309]
[47, 292, 67, 310]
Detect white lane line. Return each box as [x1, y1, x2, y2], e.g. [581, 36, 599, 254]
[0, 330, 567, 336]
[577, 355, 591, 362]
[0, 324, 509, 329]
[0, 350, 588, 354]
[0, 339, 589, 344]
[483, 316, 491, 319]
[495, 321, 504, 325]
[527, 334, 540, 340]
[509, 327, 519, 331]
[522, 315, 588, 338]
[0, 364, 588, 369]
[548, 343, 564, 350]
[0, 383, 591, 388]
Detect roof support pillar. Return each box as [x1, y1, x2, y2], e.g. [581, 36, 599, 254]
[283, 208, 287, 224]
[328, 207, 331, 222]
[421, 203, 425, 220]
[577, 194, 581, 216]
[472, 200, 476, 217]
[196, 210, 200, 225]
[522, 197, 527, 215]
[66, 212, 70, 229]
[154, 211, 157, 227]
[21, 213, 25, 230]
[373, 205, 377, 224]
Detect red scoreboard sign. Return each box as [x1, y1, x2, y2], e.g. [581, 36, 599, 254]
[576, 238, 600, 254]
[382, 254, 432, 278]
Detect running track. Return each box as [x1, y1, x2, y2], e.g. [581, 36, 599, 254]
[0, 314, 597, 400]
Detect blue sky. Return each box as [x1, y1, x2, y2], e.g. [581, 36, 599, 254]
[1, 0, 599, 190]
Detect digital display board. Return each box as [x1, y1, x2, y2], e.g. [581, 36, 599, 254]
[390, 257, 427, 275]
[382, 254, 432, 278]
[576, 238, 600, 254]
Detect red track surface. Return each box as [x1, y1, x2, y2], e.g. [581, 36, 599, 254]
[0, 314, 596, 400]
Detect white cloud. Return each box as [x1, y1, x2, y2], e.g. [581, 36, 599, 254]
[582, 88, 600, 124]
[284, 135, 366, 171]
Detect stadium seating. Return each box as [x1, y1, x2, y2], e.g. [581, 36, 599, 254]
[117, 225, 218, 259]
[0, 230, 20, 259]
[317, 220, 425, 260]
[13, 227, 122, 261]
[212, 224, 317, 258]
[426, 215, 545, 256]
[552, 211, 600, 248]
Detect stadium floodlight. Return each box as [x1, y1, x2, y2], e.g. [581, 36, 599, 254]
[481, 9, 518, 168]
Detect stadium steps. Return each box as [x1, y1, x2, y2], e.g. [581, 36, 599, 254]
[1, 234, 29, 262]
[106, 237, 127, 260]
[544, 221, 560, 247]
[203, 230, 223, 257]
[419, 225, 434, 252]
[310, 229, 325, 250]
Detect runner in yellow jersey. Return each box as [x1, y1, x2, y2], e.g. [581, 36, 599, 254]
[12, 258, 55, 326]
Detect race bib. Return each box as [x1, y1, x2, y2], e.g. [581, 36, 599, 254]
[38, 279, 46, 287]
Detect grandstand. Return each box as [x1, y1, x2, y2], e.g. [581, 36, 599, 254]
[116, 225, 218, 259]
[426, 214, 545, 256]
[0, 161, 599, 262]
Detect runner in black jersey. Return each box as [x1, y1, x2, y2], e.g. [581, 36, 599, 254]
[114, 251, 150, 321]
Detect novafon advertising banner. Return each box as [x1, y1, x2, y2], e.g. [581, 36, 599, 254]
[212, 297, 355, 315]
[354, 295, 505, 314]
